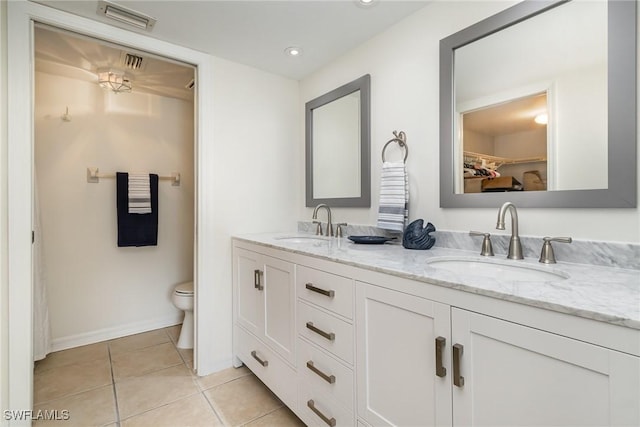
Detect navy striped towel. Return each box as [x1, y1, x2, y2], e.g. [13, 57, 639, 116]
[377, 161, 409, 232]
[128, 173, 152, 214]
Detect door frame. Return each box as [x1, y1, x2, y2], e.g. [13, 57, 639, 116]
[7, 1, 217, 416]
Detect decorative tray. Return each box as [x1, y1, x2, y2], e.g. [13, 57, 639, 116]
[348, 235, 396, 245]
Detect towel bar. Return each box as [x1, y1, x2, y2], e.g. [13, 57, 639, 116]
[381, 130, 408, 163]
[87, 167, 181, 186]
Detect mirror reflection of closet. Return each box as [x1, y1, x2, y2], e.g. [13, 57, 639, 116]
[460, 91, 549, 194]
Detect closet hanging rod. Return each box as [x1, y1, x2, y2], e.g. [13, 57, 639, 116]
[86, 167, 181, 186]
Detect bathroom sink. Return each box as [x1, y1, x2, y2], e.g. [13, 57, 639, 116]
[426, 257, 568, 282]
[274, 235, 331, 244]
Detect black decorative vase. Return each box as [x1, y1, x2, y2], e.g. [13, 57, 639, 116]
[402, 219, 436, 250]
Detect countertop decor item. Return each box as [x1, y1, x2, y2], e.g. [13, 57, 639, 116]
[402, 219, 436, 250]
[348, 235, 396, 245]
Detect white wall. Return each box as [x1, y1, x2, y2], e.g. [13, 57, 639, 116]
[208, 56, 301, 368]
[0, 0, 9, 423]
[300, 0, 640, 243]
[35, 71, 194, 348]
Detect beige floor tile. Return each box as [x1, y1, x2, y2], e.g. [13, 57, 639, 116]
[33, 385, 117, 427]
[165, 325, 181, 344]
[109, 329, 171, 355]
[35, 342, 109, 374]
[245, 407, 306, 427]
[204, 375, 282, 426]
[115, 364, 200, 419]
[197, 366, 251, 391]
[111, 342, 183, 381]
[177, 348, 194, 369]
[34, 358, 112, 404]
[121, 393, 222, 427]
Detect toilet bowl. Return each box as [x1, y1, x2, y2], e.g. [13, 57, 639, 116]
[172, 281, 194, 349]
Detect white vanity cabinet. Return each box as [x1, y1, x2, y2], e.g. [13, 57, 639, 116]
[232, 238, 639, 427]
[296, 265, 356, 427]
[451, 308, 640, 427]
[355, 282, 452, 427]
[232, 246, 297, 408]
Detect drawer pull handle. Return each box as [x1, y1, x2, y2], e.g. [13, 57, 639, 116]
[305, 283, 335, 298]
[306, 322, 335, 341]
[307, 399, 336, 427]
[435, 336, 447, 378]
[306, 360, 336, 384]
[250, 350, 268, 367]
[453, 343, 464, 387]
[254, 269, 263, 290]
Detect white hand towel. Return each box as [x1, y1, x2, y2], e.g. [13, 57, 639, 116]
[377, 161, 408, 232]
[128, 173, 152, 214]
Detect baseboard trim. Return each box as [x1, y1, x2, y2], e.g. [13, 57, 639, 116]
[50, 314, 183, 352]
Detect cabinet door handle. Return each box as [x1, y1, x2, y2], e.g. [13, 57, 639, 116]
[453, 343, 464, 387]
[305, 283, 335, 298]
[306, 322, 335, 341]
[250, 350, 268, 367]
[435, 336, 447, 378]
[306, 360, 336, 384]
[307, 399, 336, 427]
[254, 269, 263, 290]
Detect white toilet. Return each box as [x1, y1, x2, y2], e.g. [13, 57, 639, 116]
[172, 281, 194, 349]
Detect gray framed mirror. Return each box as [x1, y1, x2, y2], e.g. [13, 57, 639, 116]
[440, 0, 637, 208]
[306, 74, 371, 207]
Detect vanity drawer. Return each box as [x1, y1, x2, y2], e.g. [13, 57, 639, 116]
[298, 337, 354, 411]
[234, 325, 296, 411]
[298, 301, 354, 364]
[298, 379, 354, 427]
[297, 265, 353, 319]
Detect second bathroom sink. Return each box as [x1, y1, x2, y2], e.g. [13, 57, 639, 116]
[426, 257, 569, 282]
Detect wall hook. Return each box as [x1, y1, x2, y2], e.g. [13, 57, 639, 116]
[62, 106, 72, 122]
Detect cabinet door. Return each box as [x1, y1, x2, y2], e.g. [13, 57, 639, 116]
[356, 282, 452, 427]
[263, 255, 296, 364]
[233, 247, 264, 338]
[452, 308, 640, 426]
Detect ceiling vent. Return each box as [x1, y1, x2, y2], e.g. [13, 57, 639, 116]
[120, 52, 146, 71]
[185, 79, 195, 90]
[97, 1, 157, 31]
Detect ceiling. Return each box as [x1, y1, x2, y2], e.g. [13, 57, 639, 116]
[32, 0, 430, 80]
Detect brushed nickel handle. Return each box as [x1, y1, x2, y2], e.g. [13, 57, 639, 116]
[250, 350, 268, 367]
[307, 360, 336, 384]
[307, 399, 336, 427]
[305, 283, 335, 298]
[453, 343, 464, 387]
[306, 322, 335, 341]
[435, 336, 447, 378]
[254, 269, 263, 290]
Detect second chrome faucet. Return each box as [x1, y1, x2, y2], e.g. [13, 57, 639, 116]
[312, 203, 333, 237]
[496, 202, 523, 260]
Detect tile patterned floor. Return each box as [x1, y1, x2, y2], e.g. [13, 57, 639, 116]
[33, 326, 306, 426]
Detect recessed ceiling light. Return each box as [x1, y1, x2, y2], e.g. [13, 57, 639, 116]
[534, 113, 548, 125]
[284, 46, 303, 57]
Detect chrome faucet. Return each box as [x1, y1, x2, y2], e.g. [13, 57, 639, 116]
[312, 204, 333, 237]
[496, 202, 523, 260]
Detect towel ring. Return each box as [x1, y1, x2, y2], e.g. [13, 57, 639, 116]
[381, 130, 409, 163]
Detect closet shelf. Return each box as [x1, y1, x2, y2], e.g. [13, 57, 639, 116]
[463, 150, 546, 169]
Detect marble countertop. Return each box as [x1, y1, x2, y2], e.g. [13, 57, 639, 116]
[234, 232, 640, 330]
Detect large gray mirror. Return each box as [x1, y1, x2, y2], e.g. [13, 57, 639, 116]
[440, 0, 637, 208]
[306, 74, 371, 207]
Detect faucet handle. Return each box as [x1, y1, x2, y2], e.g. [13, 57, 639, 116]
[539, 237, 572, 264]
[469, 231, 495, 256]
[335, 223, 348, 238]
[313, 220, 323, 236]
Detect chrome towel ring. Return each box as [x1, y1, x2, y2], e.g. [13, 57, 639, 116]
[381, 130, 408, 163]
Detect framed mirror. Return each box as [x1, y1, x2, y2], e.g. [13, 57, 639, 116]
[306, 74, 371, 207]
[440, 0, 637, 208]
